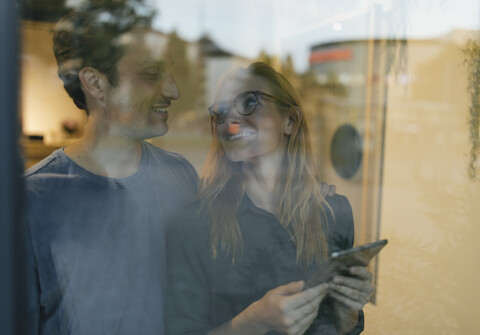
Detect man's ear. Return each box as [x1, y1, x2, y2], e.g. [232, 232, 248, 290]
[78, 67, 107, 100]
[284, 106, 302, 135]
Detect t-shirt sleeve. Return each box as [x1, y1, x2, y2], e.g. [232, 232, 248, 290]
[168, 150, 200, 196]
[179, 155, 200, 195]
[165, 211, 211, 335]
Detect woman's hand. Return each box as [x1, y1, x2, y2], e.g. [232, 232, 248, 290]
[228, 281, 329, 335]
[328, 266, 373, 334]
[328, 266, 373, 311]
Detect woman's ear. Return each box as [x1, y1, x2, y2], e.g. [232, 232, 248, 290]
[284, 106, 302, 135]
[78, 67, 107, 100]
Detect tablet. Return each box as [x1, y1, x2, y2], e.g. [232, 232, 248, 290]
[305, 239, 388, 289]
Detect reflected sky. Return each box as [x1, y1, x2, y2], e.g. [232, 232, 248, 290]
[151, 0, 479, 71]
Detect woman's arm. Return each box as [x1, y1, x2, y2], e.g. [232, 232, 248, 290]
[209, 281, 329, 335]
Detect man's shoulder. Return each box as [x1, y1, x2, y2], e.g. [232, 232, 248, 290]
[144, 141, 190, 163]
[23, 148, 88, 201]
[143, 141, 199, 194]
[25, 150, 60, 176]
[143, 142, 198, 175]
[24, 149, 71, 184]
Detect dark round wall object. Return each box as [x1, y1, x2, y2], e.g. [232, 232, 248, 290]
[330, 124, 363, 179]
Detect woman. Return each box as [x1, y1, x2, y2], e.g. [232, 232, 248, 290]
[166, 62, 372, 334]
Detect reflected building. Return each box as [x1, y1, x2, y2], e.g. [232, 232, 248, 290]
[307, 28, 476, 315]
[308, 29, 471, 241]
[198, 35, 251, 110]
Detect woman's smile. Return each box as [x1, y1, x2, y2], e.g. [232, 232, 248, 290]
[227, 130, 256, 141]
[214, 74, 291, 162]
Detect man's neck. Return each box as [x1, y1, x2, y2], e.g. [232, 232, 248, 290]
[64, 118, 144, 178]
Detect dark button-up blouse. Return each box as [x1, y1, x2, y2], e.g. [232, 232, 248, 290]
[166, 193, 364, 335]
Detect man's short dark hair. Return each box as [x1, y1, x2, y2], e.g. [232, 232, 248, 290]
[53, 0, 154, 113]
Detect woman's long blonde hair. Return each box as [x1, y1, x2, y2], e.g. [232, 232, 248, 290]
[200, 62, 331, 267]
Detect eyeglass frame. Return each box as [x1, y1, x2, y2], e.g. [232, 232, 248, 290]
[208, 90, 292, 124]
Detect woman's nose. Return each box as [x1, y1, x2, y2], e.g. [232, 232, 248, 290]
[223, 103, 243, 122]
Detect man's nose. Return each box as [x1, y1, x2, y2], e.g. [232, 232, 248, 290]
[161, 72, 180, 100]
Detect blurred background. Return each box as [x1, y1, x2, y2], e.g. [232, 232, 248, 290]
[14, 0, 480, 333]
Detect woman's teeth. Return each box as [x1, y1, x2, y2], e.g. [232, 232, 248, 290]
[228, 132, 254, 141]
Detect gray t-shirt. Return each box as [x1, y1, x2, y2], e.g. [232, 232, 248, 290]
[24, 141, 198, 335]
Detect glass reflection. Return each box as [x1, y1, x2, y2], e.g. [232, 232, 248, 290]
[18, 0, 480, 334]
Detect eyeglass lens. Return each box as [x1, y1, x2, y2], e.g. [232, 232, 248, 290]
[210, 92, 259, 123]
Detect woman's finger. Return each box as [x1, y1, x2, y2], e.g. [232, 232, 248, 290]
[290, 294, 320, 319]
[285, 301, 320, 335]
[274, 283, 328, 334]
[329, 283, 371, 304]
[328, 290, 365, 311]
[304, 283, 330, 299]
[331, 276, 373, 294]
[284, 283, 329, 310]
[290, 311, 318, 335]
[273, 281, 306, 296]
[348, 266, 373, 279]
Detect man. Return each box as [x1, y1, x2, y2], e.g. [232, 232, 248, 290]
[23, 1, 198, 334]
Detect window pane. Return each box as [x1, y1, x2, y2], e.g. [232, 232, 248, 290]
[18, 1, 480, 334]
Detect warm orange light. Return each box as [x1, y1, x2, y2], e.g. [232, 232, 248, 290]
[228, 123, 240, 135]
[309, 48, 353, 64]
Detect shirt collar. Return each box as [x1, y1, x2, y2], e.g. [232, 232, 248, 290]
[238, 193, 277, 219]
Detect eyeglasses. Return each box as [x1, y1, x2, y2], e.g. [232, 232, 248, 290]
[208, 90, 291, 124]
